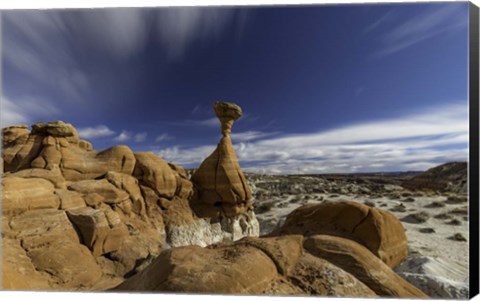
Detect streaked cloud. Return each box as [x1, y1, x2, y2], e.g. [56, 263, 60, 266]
[134, 132, 148, 143]
[1, 96, 60, 128]
[3, 12, 92, 103]
[156, 102, 468, 174]
[169, 117, 219, 127]
[157, 145, 216, 165]
[362, 10, 394, 34]
[2, 8, 249, 122]
[156, 8, 241, 61]
[231, 130, 279, 142]
[373, 4, 467, 57]
[72, 9, 148, 59]
[155, 133, 174, 142]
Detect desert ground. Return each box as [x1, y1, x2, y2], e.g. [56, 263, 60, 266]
[249, 167, 469, 298]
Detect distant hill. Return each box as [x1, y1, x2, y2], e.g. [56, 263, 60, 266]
[401, 162, 467, 193]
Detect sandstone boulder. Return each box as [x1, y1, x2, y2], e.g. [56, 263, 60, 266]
[274, 200, 408, 268]
[113, 233, 419, 298]
[60, 145, 136, 181]
[1, 238, 52, 290]
[2, 177, 60, 214]
[67, 207, 129, 257]
[303, 234, 427, 298]
[8, 209, 79, 250]
[27, 240, 103, 289]
[168, 162, 189, 179]
[31, 120, 79, 139]
[68, 179, 130, 204]
[8, 167, 66, 189]
[114, 243, 279, 293]
[55, 189, 86, 210]
[133, 152, 177, 199]
[105, 171, 146, 215]
[2, 124, 30, 145]
[287, 252, 376, 297]
[3, 121, 136, 180]
[3, 134, 44, 172]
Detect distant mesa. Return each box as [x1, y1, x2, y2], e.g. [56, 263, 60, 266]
[402, 162, 467, 193]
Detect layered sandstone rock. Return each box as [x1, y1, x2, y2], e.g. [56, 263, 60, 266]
[2, 118, 424, 298]
[2, 177, 60, 214]
[2, 118, 260, 291]
[113, 202, 423, 298]
[273, 200, 408, 268]
[114, 232, 427, 298]
[192, 102, 253, 218]
[303, 235, 425, 297]
[2, 120, 136, 179]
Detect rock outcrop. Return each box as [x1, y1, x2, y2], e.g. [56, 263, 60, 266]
[402, 162, 467, 193]
[272, 200, 408, 268]
[2, 118, 260, 291]
[115, 212, 427, 298]
[3, 117, 428, 298]
[191, 101, 254, 218]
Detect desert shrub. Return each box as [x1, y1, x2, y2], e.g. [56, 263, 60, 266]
[254, 201, 276, 214]
[424, 201, 445, 208]
[418, 228, 435, 234]
[401, 211, 429, 223]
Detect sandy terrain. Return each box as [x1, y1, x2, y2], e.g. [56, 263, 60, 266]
[249, 173, 469, 298]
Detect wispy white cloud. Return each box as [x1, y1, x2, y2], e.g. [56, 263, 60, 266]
[114, 130, 131, 142]
[195, 117, 219, 127]
[362, 10, 394, 34]
[155, 102, 468, 174]
[155, 133, 174, 142]
[112, 130, 148, 143]
[157, 145, 216, 165]
[3, 12, 92, 102]
[156, 8, 239, 61]
[72, 9, 148, 59]
[3, 8, 249, 120]
[134, 132, 147, 143]
[373, 4, 468, 57]
[77, 125, 116, 139]
[231, 130, 278, 142]
[192, 104, 202, 115]
[168, 117, 219, 127]
[1, 97, 29, 127]
[1, 95, 60, 128]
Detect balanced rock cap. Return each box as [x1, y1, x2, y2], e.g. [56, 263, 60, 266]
[31, 120, 77, 137]
[214, 101, 243, 121]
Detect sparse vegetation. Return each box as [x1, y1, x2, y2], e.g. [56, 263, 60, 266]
[401, 211, 430, 224]
[449, 233, 467, 242]
[419, 228, 435, 234]
[425, 201, 445, 208]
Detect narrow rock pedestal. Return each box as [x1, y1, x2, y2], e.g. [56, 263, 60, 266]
[192, 101, 253, 218]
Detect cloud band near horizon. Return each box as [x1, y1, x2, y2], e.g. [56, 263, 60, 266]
[156, 102, 468, 174]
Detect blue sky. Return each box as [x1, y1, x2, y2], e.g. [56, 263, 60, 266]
[1, 2, 469, 174]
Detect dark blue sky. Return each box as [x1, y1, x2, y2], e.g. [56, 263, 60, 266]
[2, 2, 470, 173]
